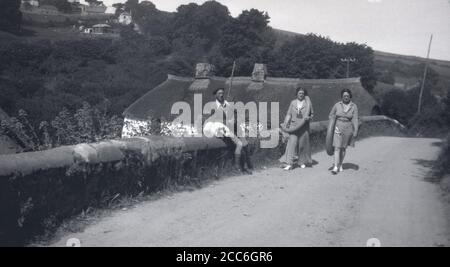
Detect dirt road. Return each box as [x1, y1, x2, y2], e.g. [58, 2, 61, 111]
[50, 137, 450, 247]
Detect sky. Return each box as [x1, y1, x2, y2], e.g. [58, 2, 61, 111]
[93, 0, 450, 61]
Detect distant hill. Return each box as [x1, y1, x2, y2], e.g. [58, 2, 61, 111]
[374, 50, 450, 68]
[374, 50, 450, 81]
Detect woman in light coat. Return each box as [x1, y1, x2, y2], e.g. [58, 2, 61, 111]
[279, 87, 314, 170]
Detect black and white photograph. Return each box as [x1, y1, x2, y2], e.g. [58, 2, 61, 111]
[0, 0, 449, 249]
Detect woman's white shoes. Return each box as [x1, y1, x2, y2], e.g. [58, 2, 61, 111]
[283, 165, 293, 171]
[331, 166, 339, 175]
[331, 165, 343, 174]
[282, 164, 307, 171]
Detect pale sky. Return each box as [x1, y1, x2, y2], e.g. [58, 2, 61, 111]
[95, 0, 450, 61]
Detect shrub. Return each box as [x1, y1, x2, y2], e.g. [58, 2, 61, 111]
[0, 102, 123, 151]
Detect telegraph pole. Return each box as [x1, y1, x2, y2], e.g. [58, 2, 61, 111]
[341, 58, 356, 78]
[417, 34, 433, 115]
[227, 61, 236, 99]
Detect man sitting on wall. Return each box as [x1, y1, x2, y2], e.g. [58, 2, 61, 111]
[203, 88, 253, 175]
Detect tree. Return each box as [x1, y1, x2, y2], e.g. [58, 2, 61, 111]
[269, 34, 339, 78]
[171, 1, 230, 52]
[378, 70, 395, 85]
[237, 9, 270, 31]
[379, 89, 415, 124]
[340, 42, 377, 92]
[443, 91, 450, 127]
[268, 36, 377, 91]
[0, 0, 22, 33]
[125, 0, 139, 12]
[129, 1, 172, 37]
[218, 9, 274, 75]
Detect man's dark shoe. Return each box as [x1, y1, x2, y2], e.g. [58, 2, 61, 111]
[245, 155, 254, 171]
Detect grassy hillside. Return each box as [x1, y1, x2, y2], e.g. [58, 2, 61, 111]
[374, 51, 450, 94]
[374, 50, 450, 75]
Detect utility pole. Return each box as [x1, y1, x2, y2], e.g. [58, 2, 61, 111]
[227, 61, 236, 99]
[341, 58, 356, 78]
[417, 34, 433, 115]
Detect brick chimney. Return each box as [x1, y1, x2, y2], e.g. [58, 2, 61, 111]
[190, 63, 215, 91]
[194, 63, 215, 79]
[252, 63, 267, 82]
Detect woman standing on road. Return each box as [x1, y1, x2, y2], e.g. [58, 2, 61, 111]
[328, 88, 359, 175]
[279, 87, 314, 171]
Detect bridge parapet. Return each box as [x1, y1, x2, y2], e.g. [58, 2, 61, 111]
[0, 116, 405, 246]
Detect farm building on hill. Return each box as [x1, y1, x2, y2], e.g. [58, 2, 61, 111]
[118, 12, 132, 25]
[122, 63, 380, 137]
[83, 24, 118, 36]
[92, 24, 112, 34]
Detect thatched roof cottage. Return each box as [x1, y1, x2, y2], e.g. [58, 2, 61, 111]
[122, 63, 380, 137]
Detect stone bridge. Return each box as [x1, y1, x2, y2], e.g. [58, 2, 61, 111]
[3, 116, 448, 247]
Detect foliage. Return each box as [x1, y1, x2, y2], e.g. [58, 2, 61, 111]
[219, 9, 274, 75]
[373, 55, 450, 137]
[112, 3, 125, 17]
[377, 70, 396, 85]
[0, 103, 123, 151]
[378, 82, 449, 137]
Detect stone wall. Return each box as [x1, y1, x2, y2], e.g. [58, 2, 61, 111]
[0, 116, 405, 246]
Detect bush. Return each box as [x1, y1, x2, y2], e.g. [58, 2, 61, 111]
[0, 103, 123, 151]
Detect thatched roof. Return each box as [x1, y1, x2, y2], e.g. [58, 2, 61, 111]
[123, 74, 379, 123]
